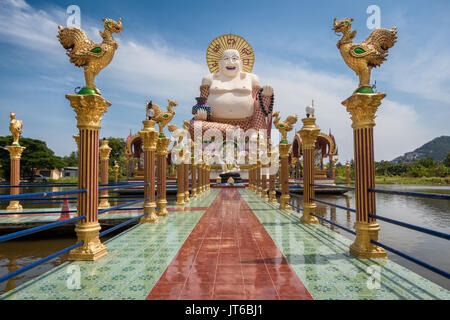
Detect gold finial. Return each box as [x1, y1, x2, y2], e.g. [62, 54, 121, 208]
[9, 112, 23, 146]
[152, 100, 177, 136]
[273, 112, 298, 142]
[57, 18, 123, 95]
[333, 17, 397, 93]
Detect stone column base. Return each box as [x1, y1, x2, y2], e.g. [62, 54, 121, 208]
[7, 201, 22, 211]
[261, 188, 268, 199]
[98, 199, 110, 209]
[279, 194, 292, 210]
[300, 203, 319, 224]
[68, 222, 107, 261]
[350, 222, 387, 259]
[176, 193, 185, 206]
[157, 199, 168, 216]
[269, 190, 278, 203]
[140, 202, 158, 223]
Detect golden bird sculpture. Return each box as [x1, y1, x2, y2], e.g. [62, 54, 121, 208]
[333, 18, 397, 93]
[153, 99, 178, 136]
[9, 113, 23, 146]
[57, 18, 123, 95]
[273, 112, 298, 142]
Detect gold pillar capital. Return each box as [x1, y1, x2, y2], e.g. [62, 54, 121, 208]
[73, 134, 80, 147]
[342, 92, 386, 129]
[279, 143, 291, 158]
[139, 128, 158, 152]
[99, 139, 112, 161]
[6, 146, 26, 160]
[157, 137, 171, 155]
[66, 94, 111, 130]
[299, 117, 320, 149]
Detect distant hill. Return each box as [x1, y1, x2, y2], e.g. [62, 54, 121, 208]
[392, 136, 450, 163]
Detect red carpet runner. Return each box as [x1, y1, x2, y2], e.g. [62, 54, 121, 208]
[146, 189, 313, 300]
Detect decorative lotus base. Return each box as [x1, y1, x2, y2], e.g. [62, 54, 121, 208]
[350, 222, 387, 259]
[157, 199, 168, 216]
[140, 202, 158, 224]
[68, 222, 107, 261]
[7, 201, 23, 211]
[279, 194, 292, 210]
[300, 203, 319, 224]
[98, 199, 110, 210]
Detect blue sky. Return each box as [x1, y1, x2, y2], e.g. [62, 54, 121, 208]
[0, 0, 449, 162]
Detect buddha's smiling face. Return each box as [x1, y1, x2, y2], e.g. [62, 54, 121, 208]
[219, 49, 242, 77]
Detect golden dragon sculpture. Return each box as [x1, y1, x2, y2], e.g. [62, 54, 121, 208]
[9, 113, 23, 146]
[152, 99, 178, 136]
[57, 18, 123, 95]
[333, 18, 397, 93]
[273, 112, 298, 142]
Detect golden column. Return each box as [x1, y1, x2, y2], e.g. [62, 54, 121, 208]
[156, 136, 171, 216]
[190, 143, 197, 197]
[184, 153, 190, 202]
[342, 93, 386, 258]
[98, 139, 112, 209]
[176, 149, 185, 206]
[279, 142, 292, 210]
[6, 146, 26, 211]
[261, 164, 268, 199]
[299, 112, 320, 224]
[113, 161, 119, 184]
[139, 120, 159, 223]
[6, 112, 25, 211]
[206, 165, 211, 190]
[201, 163, 206, 193]
[268, 141, 278, 203]
[67, 94, 110, 261]
[256, 159, 262, 196]
[345, 161, 351, 186]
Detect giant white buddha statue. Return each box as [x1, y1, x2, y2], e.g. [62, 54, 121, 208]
[187, 34, 275, 141]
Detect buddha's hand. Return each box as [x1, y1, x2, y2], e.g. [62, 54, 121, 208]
[194, 109, 207, 121]
[262, 85, 274, 97]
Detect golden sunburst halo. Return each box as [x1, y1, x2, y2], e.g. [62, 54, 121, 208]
[206, 34, 255, 74]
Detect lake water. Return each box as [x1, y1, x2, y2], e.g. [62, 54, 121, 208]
[0, 184, 449, 295]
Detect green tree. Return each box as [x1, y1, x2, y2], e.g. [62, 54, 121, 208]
[0, 136, 66, 180]
[63, 151, 78, 167]
[103, 137, 126, 166]
[444, 152, 450, 168]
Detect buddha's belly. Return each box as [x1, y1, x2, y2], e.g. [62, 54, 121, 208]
[208, 92, 254, 119]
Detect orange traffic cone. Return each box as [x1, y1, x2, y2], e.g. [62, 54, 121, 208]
[58, 195, 71, 221]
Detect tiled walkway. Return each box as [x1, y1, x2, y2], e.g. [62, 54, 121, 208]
[146, 189, 312, 300]
[1, 188, 449, 300]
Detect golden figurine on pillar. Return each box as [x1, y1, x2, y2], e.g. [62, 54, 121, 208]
[139, 118, 159, 223]
[151, 99, 175, 216]
[274, 113, 297, 210]
[6, 112, 26, 211]
[332, 17, 397, 94]
[299, 103, 320, 224]
[57, 18, 123, 95]
[333, 17, 397, 259]
[57, 18, 122, 261]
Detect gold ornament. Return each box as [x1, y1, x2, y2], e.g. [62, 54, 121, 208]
[273, 112, 298, 142]
[152, 100, 177, 135]
[206, 34, 255, 73]
[333, 18, 397, 93]
[9, 113, 23, 146]
[66, 94, 111, 129]
[57, 18, 123, 95]
[99, 139, 112, 161]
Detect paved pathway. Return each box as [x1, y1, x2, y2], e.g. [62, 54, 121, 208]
[146, 189, 312, 300]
